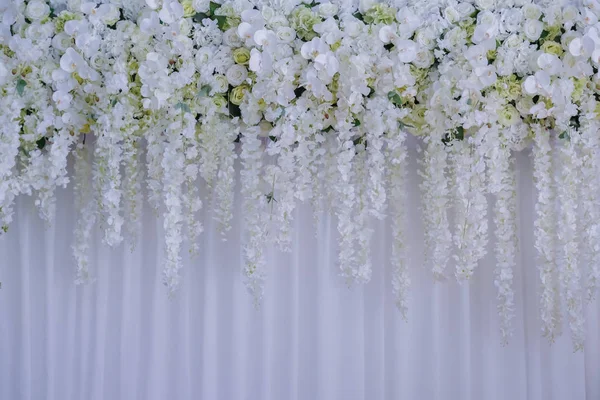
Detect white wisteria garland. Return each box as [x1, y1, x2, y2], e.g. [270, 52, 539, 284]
[2, 0, 600, 349]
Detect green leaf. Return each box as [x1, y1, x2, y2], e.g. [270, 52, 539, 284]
[36, 137, 46, 150]
[215, 15, 227, 30]
[16, 79, 26, 96]
[198, 85, 211, 97]
[175, 102, 191, 113]
[193, 12, 209, 22]
[352, 11, 364, 21]
[353, 118, 361, 127]
[398, 121, 414, 130]
[388, 91, 404, 107]
[111, 98, 118, 107]
[209, 1, 220, 15]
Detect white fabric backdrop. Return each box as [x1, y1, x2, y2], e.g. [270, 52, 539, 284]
[1, 142, 599, 400]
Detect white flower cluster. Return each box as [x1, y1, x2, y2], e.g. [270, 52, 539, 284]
[3, 0, 600, 348]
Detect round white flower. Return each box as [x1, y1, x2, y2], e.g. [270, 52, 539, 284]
[414, 28, 436, 49]
[269, 15, 288, 29]
[26, 1, 51, 21]
[396, 39, 418, 63]
[343, 18, 363, 37]
[523, 4, 542, 20]
[379, 25, 397, 44]
[562, 5, 579, 23]
[318, 3, 338, 18]
[52, 32, 73, 51]
[475, 0, 495, 10]
[213, 74, 229, 93]
[413, 49, 434, 68]
[504, 34, 521, 48]
[523, 19, 543, 41]
[223, 28, 243, 47]
[101, 5, 121, 25]
[444, 6, 460, 24]
[276, 27, 296, 43]
[226, 64, 248, 86]
[456, 3, 475, 18]
[261, 6, 275, 21]
[193, 0, 209, 13]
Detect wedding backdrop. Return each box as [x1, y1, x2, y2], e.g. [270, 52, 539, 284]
[1, 146, 599, 400]
[2, 0, 600, 396]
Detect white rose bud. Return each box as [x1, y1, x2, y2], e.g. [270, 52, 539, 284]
[26, 1, 51, 21]
[226, 64, 248, 86]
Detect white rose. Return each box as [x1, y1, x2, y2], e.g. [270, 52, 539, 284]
[261, 6, 275, 21]
[445, 27, 466, 49]
[212, 74, 229, 93]
[343, 18, 363, 38]
[444, 6, 460, 23]
[523, 4, 542, 20]
[456, 3, 475, 18]
[562, 6, 579, 23]
[413, 49, 434, 68]
[475, 0, 494, 10]
[101, 5, 121, 26]
[26, 1, 51, 21]
[51, 32, 74, 51]
[89, 53, 109, 70]
[269, 15, 288, 29]
[414, 28, 435, 49]
[226, 64, 248, 86]
[223, 28, 243, 47]
[359, 0, 376, 14]
[318, 3, 338, 18]
[276, 27, 296, 43]
[523, 19, 543, 41]
[193, 0, 209, 13]
[504, 34, 521, 48]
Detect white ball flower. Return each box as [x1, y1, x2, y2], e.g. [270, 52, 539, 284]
[26, 1, 51, 21]
[276, 27, 296, 43]
[318, 3, 338, 18]
[523, 19, 543, 41]
[226, 64, 248, 86]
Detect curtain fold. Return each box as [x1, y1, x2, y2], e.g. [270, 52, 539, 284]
[1, 147, 599, 400]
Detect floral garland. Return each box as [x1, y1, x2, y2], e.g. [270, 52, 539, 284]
[3, 0, 600, 349]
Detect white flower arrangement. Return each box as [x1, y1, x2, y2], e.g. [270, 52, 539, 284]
[2, 0, 600, 349]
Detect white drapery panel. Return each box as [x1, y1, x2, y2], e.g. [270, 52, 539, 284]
[1, 145, 599, 400]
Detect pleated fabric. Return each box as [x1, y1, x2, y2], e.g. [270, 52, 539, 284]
[0, 145, 599, 400]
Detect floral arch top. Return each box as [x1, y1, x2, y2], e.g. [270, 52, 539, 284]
[1, 0, 600, 350]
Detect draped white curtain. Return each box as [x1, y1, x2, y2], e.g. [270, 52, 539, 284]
[1, 143, 599, 400]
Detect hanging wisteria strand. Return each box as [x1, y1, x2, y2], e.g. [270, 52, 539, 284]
[579, 120, 600, 303]
[388, 127, 409, 319]
[487, 130, 518, 344]
[451, 131, 488, 282]
[556, 134, 585, 352]
[4, 0, 600, 349]
[240, 126, 268, 305]
[122, 134, 143, 251]
[419, 133, 452, 280]
[532, 126, 562, 343]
